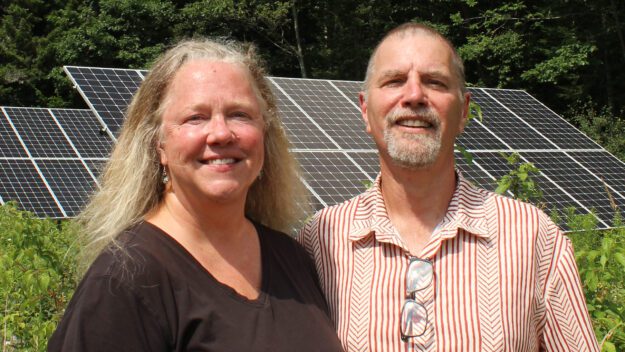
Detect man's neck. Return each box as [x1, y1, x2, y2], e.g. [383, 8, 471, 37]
[380, 158, 457, 256]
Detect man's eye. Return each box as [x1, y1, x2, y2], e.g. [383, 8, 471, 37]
[383, 78, 404, 87]
[427, 79, 447, 88]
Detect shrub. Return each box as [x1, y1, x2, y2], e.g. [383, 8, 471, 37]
[0, 202, 80, 351]
[567, 210, 625, 352]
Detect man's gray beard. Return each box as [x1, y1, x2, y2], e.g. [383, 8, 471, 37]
[383, 107, 442, 169]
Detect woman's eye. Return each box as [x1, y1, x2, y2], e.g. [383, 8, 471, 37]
[185, 115, 205, 124]
[232, 111, 252, 120]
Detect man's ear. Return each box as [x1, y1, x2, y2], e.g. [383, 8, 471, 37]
[359, 91, 372, 134]
[458, 91, 471, 134]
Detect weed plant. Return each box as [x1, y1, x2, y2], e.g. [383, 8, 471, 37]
[0, 203, 80, 351]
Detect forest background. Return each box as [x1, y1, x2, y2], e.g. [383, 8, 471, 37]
[1, 0, 625, 161]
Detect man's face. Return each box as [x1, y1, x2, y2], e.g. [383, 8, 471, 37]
[359, 32, 470, 170]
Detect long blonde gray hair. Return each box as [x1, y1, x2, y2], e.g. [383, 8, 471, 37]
[77, 39, 309, 263]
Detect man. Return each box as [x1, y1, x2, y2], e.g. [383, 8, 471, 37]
[298, 23, 598, 351]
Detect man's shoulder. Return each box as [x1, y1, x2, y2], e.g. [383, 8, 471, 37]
[470, 184, 562, 238]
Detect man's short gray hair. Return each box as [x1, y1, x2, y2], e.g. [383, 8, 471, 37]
[362, 23, 466, 97]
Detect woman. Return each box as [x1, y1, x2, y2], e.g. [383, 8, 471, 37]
[48, 39, 343, 351]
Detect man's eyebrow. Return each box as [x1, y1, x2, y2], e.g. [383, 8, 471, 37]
[422, 69, 450, 79]
[376, 69, 405, 82]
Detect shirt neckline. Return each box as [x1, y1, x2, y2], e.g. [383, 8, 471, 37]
[138, 220, 271, 307]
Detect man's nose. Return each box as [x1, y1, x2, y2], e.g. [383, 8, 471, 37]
[400, 77, 427, 108]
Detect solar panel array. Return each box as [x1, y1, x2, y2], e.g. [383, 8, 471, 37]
[0, 65, 623, 231]
[0, 107, 110, 217]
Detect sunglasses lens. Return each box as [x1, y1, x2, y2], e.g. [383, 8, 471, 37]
[401, 300, 427, 338]
[406, 259, 433, 294]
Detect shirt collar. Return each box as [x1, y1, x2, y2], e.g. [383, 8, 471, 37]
[349, 171, 490, 244]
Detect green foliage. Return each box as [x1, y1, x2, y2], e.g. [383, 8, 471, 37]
[492, 153, 625, 350]
[494, 152, 543, 205]
[455, 100, 483, 164]
[521, 43, 596, 84]
[567, 211, 625, 351]
[0, 203, 80, 351]
[569, 102, 625, 161]
[2, 0, 625, 145]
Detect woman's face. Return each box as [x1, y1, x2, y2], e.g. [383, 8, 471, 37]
[159, 59, 265, 206]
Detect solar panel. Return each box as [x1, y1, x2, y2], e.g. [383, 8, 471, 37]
[270, 77, 375, 150]
[51, 109, 113, 158]
[0, 108, 28, 158]
[0, 159, 65, 218]
[484, 89, 601, 150]
[3, 65, 622, 230]
[296, 150, 372, 207]
[64, 66, 144, 137]
[0, 107, 104, 218]
[469, 89, 554, 150]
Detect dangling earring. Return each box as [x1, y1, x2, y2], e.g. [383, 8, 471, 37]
[162, 167, 169, 184]
[257, 169, 263, 181]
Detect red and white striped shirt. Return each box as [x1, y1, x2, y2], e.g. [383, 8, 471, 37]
[298, 174, 598, 351]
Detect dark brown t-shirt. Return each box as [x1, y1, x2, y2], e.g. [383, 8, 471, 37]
[48, 221, 343, 352]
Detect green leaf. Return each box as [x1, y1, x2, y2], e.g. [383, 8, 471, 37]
[603, 341, 616, 352]
[614, 252, 625, 270]
[39, 272, 50, 290]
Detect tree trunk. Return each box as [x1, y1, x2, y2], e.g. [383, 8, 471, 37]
[602, 13, 614, 111]
[292, 0, 307, 78]
[609, 0, 625, 62]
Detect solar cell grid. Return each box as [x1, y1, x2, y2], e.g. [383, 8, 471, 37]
[456, 117, 508, 151]
[454, 153, 498, 191]
[269, 80, 336, 149]
[37, 160, 98, 217]
[64, 66, 142, 134]
[346, 151, 380, 179]
[0, 108, 28, 158]
[329, 80, 362, 107]
[295, 151, 370, 209]
[83, 159, 107, 178]
[272, 78, 374, 150]
[50, 109, 114, 158]
[0, 159, 63, 218]
[568, 151, 625, 203]
[463, 151, 593, 229]
[485, 89, 600, 150]
[470, 89, 554, 150]
[522, 152, 617, 226]
[4, 107, 76, 158]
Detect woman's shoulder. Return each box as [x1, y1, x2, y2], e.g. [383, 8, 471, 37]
[254, 222, 316, 269]
[255, 222, 303, 251]
[86, 221, 178, 285]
